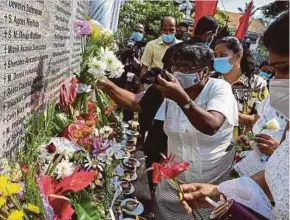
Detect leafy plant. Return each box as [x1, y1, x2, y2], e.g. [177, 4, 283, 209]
[118, 1, 184, 43]
[72, 190, 104, 220]
[260, 1, 289, 19]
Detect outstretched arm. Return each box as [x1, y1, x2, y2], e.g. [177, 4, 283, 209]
[100, 78, 141, 112]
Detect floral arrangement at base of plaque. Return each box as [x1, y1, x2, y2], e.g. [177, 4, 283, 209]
[0, 19, 143, 220]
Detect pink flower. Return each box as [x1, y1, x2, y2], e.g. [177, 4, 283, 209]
[147, 154, 189, 184]
[73, 20, 92, 39]
[59, 78, 77, 111]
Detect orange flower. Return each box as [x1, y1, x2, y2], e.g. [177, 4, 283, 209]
[81, 126, 94, 136]
[85, 120, 95, 127]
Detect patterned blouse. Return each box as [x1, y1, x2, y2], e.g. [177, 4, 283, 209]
[219, 74, 269, 134]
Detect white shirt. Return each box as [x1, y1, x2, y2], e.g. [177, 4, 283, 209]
[163, 78, 238, 183]
[234, 97, 289, 177]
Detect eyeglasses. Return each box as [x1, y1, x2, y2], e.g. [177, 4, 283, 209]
[133, 29, 143, 33]
[171, 65, 205, 74]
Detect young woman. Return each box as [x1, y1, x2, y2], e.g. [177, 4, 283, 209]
[213, 37, 269, 135]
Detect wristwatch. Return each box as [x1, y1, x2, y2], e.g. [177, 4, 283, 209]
[182, 99, 196, 110]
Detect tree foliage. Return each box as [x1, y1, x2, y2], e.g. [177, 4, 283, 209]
[237, 2, 258, 16]
[260, 1, 289, 18]
[117, 1, 184, 42]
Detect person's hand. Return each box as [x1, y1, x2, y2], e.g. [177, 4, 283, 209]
[239, 113, 257, 126]
[155, 72, 190, 106]
[255, 134, 279, 156]
[95, 77, 110, 90]
[180, 183, 221, 210]
[237, 135, 250, 146]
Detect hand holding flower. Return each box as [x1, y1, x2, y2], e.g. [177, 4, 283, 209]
[255, 134, 279, 156]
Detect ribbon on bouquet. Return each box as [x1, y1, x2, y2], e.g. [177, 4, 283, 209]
[75, 84, 92, 113]
[76, 83, 92, 94]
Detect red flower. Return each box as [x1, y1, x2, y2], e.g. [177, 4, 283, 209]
[147, 153, 189, 184]
[59, 78, 77, 111]
[40, 171, 94, 220]
[46, 143, 56, 153]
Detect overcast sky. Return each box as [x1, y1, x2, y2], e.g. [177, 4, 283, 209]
[217, 0, 274, 14]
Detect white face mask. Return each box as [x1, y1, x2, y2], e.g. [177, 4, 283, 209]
[269, 79, 289, 119]
[173, 71, 200, 89]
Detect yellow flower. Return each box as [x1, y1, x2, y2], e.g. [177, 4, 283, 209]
[26, 203, 40, 214]
[0, 175, 10, 195]
[0, 175, 9, 186]
[2, 183, 21, 196]
[7, 210, 24, 220]
[265, 118, 280, 131]
[0, 196, 6, 208]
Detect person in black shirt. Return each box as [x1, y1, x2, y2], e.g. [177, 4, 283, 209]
[176, 22, 190, 41]
[116, 24, 146, 121]
[163, 16, 219, 71]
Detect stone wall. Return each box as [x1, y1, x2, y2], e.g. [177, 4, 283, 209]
[0, 0, 89, 158]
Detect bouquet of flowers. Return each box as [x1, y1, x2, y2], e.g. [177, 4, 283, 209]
[72, 19, 124, 116]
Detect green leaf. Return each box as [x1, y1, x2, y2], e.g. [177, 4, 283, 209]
[73, 200, 102, 220]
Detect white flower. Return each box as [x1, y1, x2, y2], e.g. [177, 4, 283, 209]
[84, 153, 103, 171]
[88, 57, 107, 80]
[88, 57, 107, 71]
[108, 61, 124, 78]
[94, 128, 99, 137]
[106, 141, 126, 159]
[55, 159, 75, 179]
[97, 152, 113, 165]
[264, 118, 280, 131]
[99, 126, 113, 139]
[38, 143, 55, 164]
[100, 47, 115, 61]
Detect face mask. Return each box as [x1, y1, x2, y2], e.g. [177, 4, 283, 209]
[269, 79, 289, 118]
[162, 34, 175, 44]
[205, 36, 214, 47]
[214, 57, 234, 74]
[131, 32, 143, 41]
[259, 71, 272, 80]
[173, 71, 200, 89]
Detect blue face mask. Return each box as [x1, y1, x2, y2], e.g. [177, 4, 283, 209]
[131, 32, 143, 41]
[214, 57, 234, 74]
[173, 71, 200, 89]
[259, 71, 272, 80]
[162, 34, 175, 44]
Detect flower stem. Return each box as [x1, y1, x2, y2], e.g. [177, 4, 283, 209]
[83, 93, 88, 113]
[0, 212, 6, 220]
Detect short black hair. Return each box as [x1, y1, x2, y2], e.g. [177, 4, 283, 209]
[178, 22, 189, 29]
[171, 43, 214, 70]
[263, 10, 289, 56]
[194, 16, 219, 35]
[259, 60, 269, 68]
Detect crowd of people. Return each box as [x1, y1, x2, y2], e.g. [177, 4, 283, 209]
[102, 11, 289, 220]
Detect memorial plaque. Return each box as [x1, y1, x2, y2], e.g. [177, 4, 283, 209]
[0, 0, 89, 158]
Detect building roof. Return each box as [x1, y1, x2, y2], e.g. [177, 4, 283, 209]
[225, 11, 266, 34]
